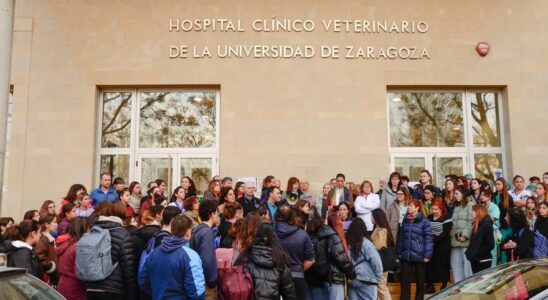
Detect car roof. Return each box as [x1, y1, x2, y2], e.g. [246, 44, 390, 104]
[0, 267, 28, 276]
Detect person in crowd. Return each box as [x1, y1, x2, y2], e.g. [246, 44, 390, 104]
[75, 193, 94, 217]
[24, 210, 40, 222]
[425, 200, 452, 294]
[35, 214, 59, 285]
[128, 181, 142, 215]
[57, 203, 77, 236]
[237, 182, 261, 216]
[260, 175, 276, 203]
[151, 206, 180, 248]
[420, 185, 438, 217]
[536, 183, 547, 202]
[377, 177, 388, 197]
[275, 205, 315, 299]
[397, 199, 433, 300]
[234, 181, 245, 199]
[525, 196, 539, 230]
[118, 188, 135, 218]
[123, 217, 138, 237]
[233, 212, 262, 261]
[503, 208, 535, 261]
[90, 172, 119, 207]
[355, 180, 381, 233]
[346, 218, 383, 300]
[153, 194, 168, 207]
[465, 204, 494, 273]
[183, 196, 201, 227]
[180, 176, 197, 199]
[59, 184, 87, 214]
[450, 187, 474, 282]
[221, 176, 233, 189]
[168, 186, 185, 213]
[300, 178, 313, 202]
[401, 175, 414, 194]
[544, 172, 548, 185]
[112, 177, 125, 193]
[140, 181, 158, 207]
[380, 172, 402, 212]
[481, 190, 500, 267]
[338, 201, 353, 231]
[318, 183, 331, 218]
[139, 215, 206, 300]
[413, 170, 441, 200]
[305, 215, 356, 299]
[203, 179, 221, 201]
[457, 176, 469, 190]
[132, 205, 162, 272]
[510, 175, 532, 207]
[371, 209, 395, 300]
[494, 178, 514, 262]
[140, 186, 160, 214]
[529, 176, 541, 185]
[189, 199, 219, 300]
[217, 202, 243, 248]
[282, 177, 303, 204]
[85, 201, 136, 300]
[0, 217, 14, 241]
[257, 206, 271, 224]
[294, 199, 315, 220]
[327, 174, 354, 215]
[56, 217, 90, 300]
[40, 200, 56, 217]
[535, 201, 548, 238]
[443, 178, 458, 217]
[235, 224, 296, 300]
[155, 179, 167, 197]
[346, 182, 360, 202]
[217, 187, 236, 216]
[265, 187, 282, 223]
[387, 186, 410, 243]
[1, 220, 43, 279]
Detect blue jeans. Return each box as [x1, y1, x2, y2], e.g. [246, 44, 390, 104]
[325, 283, 345, 300]
[306, 287, 327, 300]
[450, 247, 473, 283]
[348, 280, 377, 300]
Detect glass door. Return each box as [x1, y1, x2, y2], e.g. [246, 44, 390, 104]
[178, 155, 215, 196]
[137, 154, 174, 197]
[391, 153, 467, 187]
[431, 154, 466, 186]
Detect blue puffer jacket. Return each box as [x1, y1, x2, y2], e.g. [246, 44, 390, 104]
[397, 213, 433, 262]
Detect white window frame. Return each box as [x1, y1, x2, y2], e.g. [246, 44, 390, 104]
[95, 88, 220, 187]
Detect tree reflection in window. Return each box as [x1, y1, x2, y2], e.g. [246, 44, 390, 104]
[474, 153, 502, 180]
[389, 93, 464, 147]
[470, 93, 501, 147]
[139, 92, 216, 148]
[101, 92, 132, 148]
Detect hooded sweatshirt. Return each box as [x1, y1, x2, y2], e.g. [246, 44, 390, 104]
[138, 236, 205, 300]
[189, 223, 218, 288]
[275, 222, 315, 276]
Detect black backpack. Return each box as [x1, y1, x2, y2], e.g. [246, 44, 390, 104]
[310, 237, 330, 280]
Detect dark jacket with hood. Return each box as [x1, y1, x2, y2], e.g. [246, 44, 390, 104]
[306, 224, 356, 286]
[189, 223, 217, 288]
[397, 212, 433, 263]
[465, 216, 495, 263]
[138, 236, 205, 300]
[1, 240, 43, 279]
[274, 222, 315, 276]
[504, 227, 535, 261]
[535, 216, 548, 239]
[240, 243, 297, 300]
[85, 216, 137, 300]
[132, 223, 161, 270]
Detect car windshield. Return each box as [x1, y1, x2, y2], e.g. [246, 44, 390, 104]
[0, 272, 64, 300]
[431, 259, 548, 300]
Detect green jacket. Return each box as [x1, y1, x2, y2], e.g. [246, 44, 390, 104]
[450, 201, 474, 248]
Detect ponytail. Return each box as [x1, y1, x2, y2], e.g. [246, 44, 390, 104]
[7, 220, 40, 241]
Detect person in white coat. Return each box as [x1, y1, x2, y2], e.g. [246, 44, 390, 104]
[354, 180, 381, 233]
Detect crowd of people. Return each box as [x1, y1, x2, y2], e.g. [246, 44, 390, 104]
[0, 170, 547, 300]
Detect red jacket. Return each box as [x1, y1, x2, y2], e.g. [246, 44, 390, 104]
[56, 235, 86, 300]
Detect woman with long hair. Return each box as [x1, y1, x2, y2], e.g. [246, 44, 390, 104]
[387, 186, 410, 243]
[180, 176, 196, 198]
[536, 183, 547, 202]
[203, 179, 221, 201]
[450, 188, 474, 282]
[182, 196, 201, 227]
[23, 210, 40, 222]
[338, 201, 353, 231]
[346, 218, 383, 300]
[217, 187, 236, 216]
[2, 220, 43, 278]
[495, 177, 514, 260]
[233, 212, 262, 258]
[535, 201, 548, 238]
[236, 224, 296, 300]
[234, 181, 245, 199]
[465, 204, 494, 273]
[525, 196, 539, 230]
[502, 208, 535, 261]
[412, 170, 441, 200]
[57, 203, 77, 236]
[380, 172, 402, 212]
[282, 177, 303, 205]
[425, 200, 452, 293]
[40, 200, 56, 217]
[60, 184, 87, 215]
[443, 178, 458, 217]
[56, 217, 91, 300]
[217, 202, 243, 248]
[168, 186, 185, 213]
[397, 200, 433, 300]
[128, 181, 142, 214]
[75, 193, 94, 217]
[354, 180, 381, 233]
[35, 214, 59, 285]
[371, 208, 395, 300]
[319, 182, 332, 218]
[469, 178, 482, 204]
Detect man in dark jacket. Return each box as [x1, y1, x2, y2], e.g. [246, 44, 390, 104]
[139, 215, 205, 299]
[190, 199, 219, 300]
[237, 182, 261, 216]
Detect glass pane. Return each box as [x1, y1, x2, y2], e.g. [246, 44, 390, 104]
[474, 153, 503, 180]
[139, 92, 217, 148]
[100, 155, 129, 184]
[394, 157, 425, 182]
[0, 273, 65, 299]
[433, 157, 463, 186]
[141, 158, 172, 193]
[469, 92, 501, 147]
[388, 92, 464, 147]
[101, 92, 132, 148]
[180, 158, 212, 195]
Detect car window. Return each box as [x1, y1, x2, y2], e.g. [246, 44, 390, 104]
[0, 273, 64, 300]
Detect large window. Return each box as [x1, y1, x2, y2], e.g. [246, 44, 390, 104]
[388, 90, 506, 183]
[97, 89, 220, 193]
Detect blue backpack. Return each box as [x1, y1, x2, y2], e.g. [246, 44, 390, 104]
[533, 230, 548, 258]
[138, 236, 157, 273]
